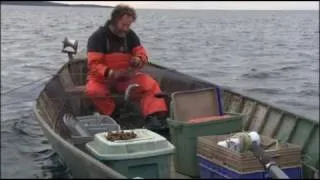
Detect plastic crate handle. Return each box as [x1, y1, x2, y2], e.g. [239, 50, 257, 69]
[216, 86, 224, 116]
[168, 87, 225, 121]
[166, 119, 183, 129]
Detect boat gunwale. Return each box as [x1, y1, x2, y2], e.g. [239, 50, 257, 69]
[33, 103, 128, 179]
[63, 58, 318, 124]
[33, 56, 318, 178]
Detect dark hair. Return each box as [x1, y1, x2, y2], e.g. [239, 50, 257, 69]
[110, 4, 137, 25]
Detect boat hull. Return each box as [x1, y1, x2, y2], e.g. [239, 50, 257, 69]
[33, 50, 318, 179]
[33, 108, 126, 179]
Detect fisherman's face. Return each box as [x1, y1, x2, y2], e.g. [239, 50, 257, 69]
[114, 15, 134, 37]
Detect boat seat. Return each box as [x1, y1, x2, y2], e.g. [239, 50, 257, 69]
[65, 85, 86, 95]
[64, 85, 133, 116]
[64, 85, 125, 100]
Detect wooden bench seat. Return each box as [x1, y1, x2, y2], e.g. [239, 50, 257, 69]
[65, 85, 86, 95]
[64, 85, 124, 100]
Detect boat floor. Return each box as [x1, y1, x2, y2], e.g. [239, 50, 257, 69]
[76, 108, 193, 179]
[79, 141, 192, 179]
[170, 160, 192, 179]
[117, 113, 193, 178]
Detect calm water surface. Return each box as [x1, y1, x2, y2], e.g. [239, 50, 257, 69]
[1, 5, 319, 178]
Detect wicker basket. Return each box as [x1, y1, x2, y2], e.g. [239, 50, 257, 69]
[197, 133, 302, 173]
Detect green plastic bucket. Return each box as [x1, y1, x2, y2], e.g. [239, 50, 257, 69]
[167, 113, 243, 177]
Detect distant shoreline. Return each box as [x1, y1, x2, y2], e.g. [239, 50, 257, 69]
[1, 1, 113, 8]
[1, 2, 316, 11]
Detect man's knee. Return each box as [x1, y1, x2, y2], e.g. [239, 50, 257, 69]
[134, 73, 159, 92]
[86, 88, 105, 98]
[86, 82, 110, 98]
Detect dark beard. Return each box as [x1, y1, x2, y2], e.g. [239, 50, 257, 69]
[108, 24, 127, 37]
[115, 30, 127, 37]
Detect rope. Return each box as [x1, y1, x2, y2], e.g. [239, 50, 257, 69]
[1, 91, 124, 107]
[1, 72, 89, 96]
[1, 99, 35, 107]
[1, 70, 138, 107]
[1, 71, 86, 106]
[1, 75, 54, 95]
[1, 66, 139, 97]
[1, 79, 53, 107]
[231, 132, 252, 153]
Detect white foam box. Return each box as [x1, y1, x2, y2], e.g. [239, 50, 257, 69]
[86, 129, 175, 179]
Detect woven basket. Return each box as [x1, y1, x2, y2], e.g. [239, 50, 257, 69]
[197, 133, 302, 173]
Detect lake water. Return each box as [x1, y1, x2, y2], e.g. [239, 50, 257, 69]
[1, 5, 319, 178]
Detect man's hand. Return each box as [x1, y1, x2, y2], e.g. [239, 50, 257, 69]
[111, 70, 130, 79]
[106, 69, 135, 80]
[129, 56, 143, 68]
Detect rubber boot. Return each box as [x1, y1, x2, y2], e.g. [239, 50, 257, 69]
[144, 113, 170, 140]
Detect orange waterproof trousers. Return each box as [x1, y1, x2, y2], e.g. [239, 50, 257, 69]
[85, 72, 167, 117]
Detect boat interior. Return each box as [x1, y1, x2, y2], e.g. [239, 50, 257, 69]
[34, 49, 319, 178]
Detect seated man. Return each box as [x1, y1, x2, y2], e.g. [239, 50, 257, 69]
[85, 4, 168, 130]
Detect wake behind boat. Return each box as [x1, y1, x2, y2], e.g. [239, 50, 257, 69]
[32, 38, 319, 179]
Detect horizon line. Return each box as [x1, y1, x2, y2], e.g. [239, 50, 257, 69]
[51, 1, 319, 10]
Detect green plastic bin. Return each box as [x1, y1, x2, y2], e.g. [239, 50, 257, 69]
[167, 114, 243, 177]
[167, 88, 243, 177]
[86, 129, 175, 179]
[105, 154, 171, 179]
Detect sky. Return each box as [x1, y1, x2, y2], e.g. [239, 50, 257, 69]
[52, 1, 319, 10]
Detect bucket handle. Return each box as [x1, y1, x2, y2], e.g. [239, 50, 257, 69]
[167, 119, 183, 129]
[301, 154, 312, 164]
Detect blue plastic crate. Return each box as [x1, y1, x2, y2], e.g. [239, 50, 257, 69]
[198, 155, 302, 179]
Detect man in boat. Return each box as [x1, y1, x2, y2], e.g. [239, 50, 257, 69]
[85, 4, 168, 131]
